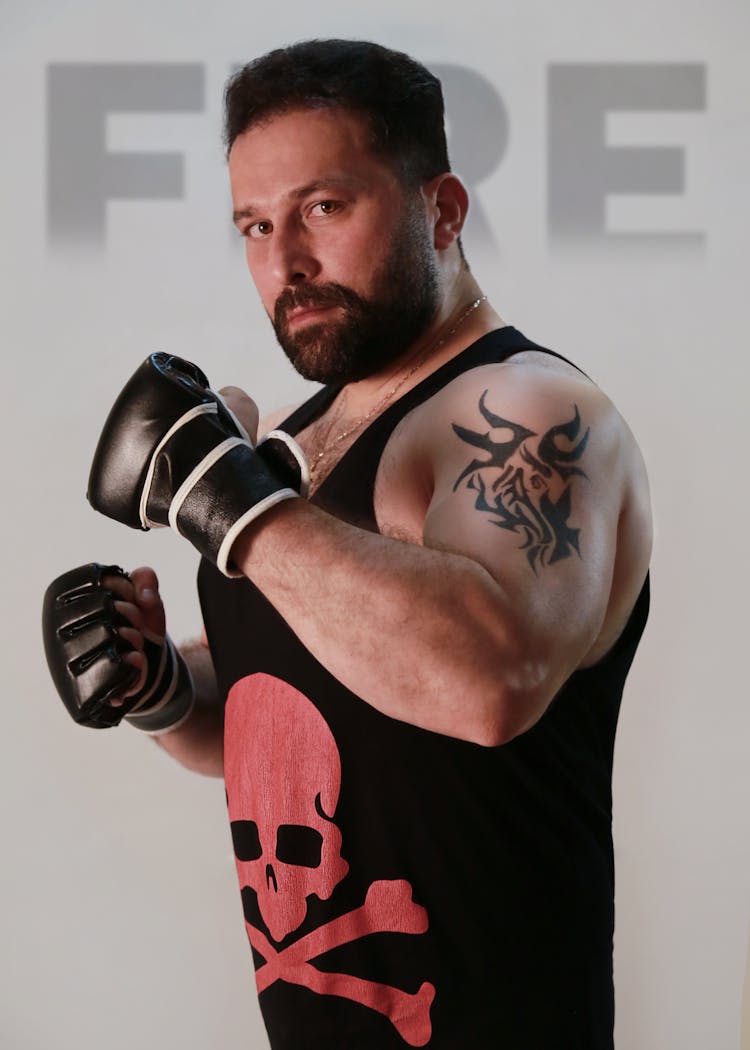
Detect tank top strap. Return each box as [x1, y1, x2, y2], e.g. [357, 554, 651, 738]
[278, 383, 341, 435]
[373, 325, 590, 423]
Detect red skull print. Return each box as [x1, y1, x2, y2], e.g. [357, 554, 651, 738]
[224, 673, 436, 1047]
[225, 673, 349, 942]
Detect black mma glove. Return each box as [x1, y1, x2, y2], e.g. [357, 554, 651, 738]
[87, 353, 309, 576]
[42, 563, 194, 733]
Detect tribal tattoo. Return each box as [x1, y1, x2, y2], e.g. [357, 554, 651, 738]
[452, 391, 589, 574]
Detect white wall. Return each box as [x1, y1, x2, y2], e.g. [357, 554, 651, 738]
[2, 1, 747, 1047]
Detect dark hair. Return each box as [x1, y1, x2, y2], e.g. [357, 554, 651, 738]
[223, 39, 451, 188]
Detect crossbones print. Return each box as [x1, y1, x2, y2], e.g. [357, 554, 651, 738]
[247, 879, 435, 1046]
[225, 674, 436, 1046]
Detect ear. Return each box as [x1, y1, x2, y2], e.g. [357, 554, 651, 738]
[423, 173, 469, 251]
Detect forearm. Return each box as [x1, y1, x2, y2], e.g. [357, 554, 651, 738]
[152, 639, 224, 776]
[232, 500, 528, 746]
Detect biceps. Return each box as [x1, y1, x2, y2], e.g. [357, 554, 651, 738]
[423, 472, 617, 658]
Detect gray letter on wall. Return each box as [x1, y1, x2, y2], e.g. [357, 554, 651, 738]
[430, 63, 509, 246]
[548, 64, 706, 249]
[47, 64, 204, 245]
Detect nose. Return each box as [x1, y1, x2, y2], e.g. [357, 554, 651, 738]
[266, 863, 278, 893]
[268, 222, 320, 287]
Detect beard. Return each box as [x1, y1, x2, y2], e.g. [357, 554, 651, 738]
[271, 199, 440, 384]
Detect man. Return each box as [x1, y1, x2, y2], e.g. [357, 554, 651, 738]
[44, 40, 652, 1048]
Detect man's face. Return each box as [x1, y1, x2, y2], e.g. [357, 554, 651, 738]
[229, 107, 440, 383]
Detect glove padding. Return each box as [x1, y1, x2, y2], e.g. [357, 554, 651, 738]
[42, 563, 194, 732]
[87, 353, 309, 576]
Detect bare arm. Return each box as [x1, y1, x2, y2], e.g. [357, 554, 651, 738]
[152, 632, 224, 777]
[229, 364, 647, 746]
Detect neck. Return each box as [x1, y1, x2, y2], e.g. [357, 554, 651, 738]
[341, 274, 504, 413]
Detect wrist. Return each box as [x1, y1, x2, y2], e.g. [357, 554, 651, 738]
[125, 634, 195, 736]
[228, 496, 308, 578]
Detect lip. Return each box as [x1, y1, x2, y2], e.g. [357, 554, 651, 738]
[287, 304, 338, 327]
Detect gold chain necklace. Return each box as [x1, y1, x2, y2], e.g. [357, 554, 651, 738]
[308, 294, 488, 479]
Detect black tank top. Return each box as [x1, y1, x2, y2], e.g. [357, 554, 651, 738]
[198, 326, 650, 1049]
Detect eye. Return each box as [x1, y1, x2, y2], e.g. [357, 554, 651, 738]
[231, 820, 262, 861]
[243, 219, 272, 239]
[308, 200, 340, 219]
[275, 824, 323, 868]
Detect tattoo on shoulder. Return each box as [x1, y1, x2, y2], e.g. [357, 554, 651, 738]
[452, 391, 590, 574]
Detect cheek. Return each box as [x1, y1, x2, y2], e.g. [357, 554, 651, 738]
[347, 215, 403, 283]
[319, 233, 382, 295]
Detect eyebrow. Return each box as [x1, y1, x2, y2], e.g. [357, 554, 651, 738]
[232, 176, 364, 226]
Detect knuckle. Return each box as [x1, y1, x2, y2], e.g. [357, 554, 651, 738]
[131, 565, 159, 587]
[115, 600, 143, 629]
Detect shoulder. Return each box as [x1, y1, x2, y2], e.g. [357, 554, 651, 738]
[409, 352, 636, 495]
[427, 351, 611, 428]
[378, 347, 649, 540]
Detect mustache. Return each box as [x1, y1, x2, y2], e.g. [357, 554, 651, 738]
[274, 283, 362, 325]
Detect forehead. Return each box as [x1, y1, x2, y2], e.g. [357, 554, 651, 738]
[228, 106, 398, 204]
